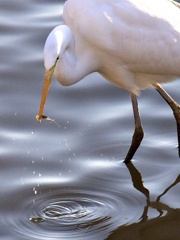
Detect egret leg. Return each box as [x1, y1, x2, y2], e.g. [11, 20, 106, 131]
[124, 93, 144, 164]
[154, 83, 180, 157]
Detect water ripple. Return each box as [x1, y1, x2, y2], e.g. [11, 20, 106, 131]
[0, 186, 145, 240]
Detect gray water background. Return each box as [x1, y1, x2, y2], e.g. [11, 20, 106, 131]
[1, 0, 180, 239]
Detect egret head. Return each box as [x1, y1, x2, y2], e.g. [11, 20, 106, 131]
[36, 25, 72, 123]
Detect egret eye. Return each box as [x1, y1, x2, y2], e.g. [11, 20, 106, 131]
[54, 55, 59, 66]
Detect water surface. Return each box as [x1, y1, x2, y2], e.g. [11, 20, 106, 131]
[1, 0, 180, 239]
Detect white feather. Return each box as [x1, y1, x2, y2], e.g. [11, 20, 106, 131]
[44, 0, 180, 94]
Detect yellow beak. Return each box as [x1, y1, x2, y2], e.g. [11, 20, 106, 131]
[36, 66, 55, 123]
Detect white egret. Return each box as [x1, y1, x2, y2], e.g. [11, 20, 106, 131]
[37, 0, 180, 163]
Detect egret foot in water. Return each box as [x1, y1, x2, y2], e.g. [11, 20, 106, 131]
[155, 83, 180, 157]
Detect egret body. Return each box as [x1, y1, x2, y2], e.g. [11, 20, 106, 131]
[37, 0, 180, 162]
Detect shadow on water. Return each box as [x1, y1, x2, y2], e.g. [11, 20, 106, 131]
[107, 161, 180, 240]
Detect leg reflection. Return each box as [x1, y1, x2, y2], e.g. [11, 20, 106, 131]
[126, 161, 149, 200]
[126, 161, 150, 222]
[156, 174, 180, 202]
[107, 162, 180, 240]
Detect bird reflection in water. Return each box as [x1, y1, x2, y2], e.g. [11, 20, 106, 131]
[107, 162, 180, 240]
